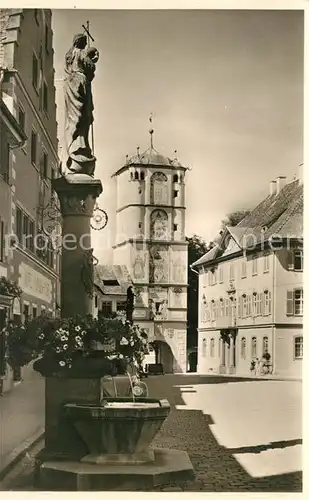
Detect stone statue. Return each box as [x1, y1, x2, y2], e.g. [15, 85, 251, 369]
[126, 286, 135, 324]
[63, 33, 99, 176]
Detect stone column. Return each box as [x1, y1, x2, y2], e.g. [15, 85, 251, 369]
[53, 173, 102, 318]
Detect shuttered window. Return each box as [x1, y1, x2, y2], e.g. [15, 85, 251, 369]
[263, 291, 272, 316]
[287, 289, 303, 316]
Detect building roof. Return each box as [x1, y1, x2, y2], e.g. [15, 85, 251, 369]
[127, 146, 183, 168]
[94, 264, 132, 296]
[192, 176, 303, 268]
[112, 129, 188, 177]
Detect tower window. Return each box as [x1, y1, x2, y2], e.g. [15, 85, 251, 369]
[134, 172, 139, 180]
[140, 171, 145, 181]
[31, 130, 37, 165]
[32, 53, 39, 90]
[173, 174, 179, 183]
[138, 222, 142, 229]
[173, 190, 178, 198]
[173, 224, 178, 231]
[130, 172, 134, 181]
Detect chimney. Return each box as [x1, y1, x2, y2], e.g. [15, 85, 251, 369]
[269, 180, 276, 196]
[276, 176, 286, 195]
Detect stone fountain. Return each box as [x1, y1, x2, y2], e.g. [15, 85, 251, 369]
[34, 31, 194, 491]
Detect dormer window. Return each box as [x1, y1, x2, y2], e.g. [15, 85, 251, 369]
[288, 249, 303, 271]
[173, 174, 179, 183]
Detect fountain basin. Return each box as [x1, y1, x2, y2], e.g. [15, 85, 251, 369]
[63, 398, 170, 464]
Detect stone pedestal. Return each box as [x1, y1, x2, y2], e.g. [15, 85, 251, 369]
[53, 173, 102, 318]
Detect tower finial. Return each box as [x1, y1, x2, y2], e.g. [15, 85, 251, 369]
[149, 112, 154, 149]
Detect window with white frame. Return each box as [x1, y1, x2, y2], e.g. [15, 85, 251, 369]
[219, 299, 224, 317]
[229, 263, 235, 281]
[212, 268, 217, 285]
[262, 336, 269, 354]
[252, 293, 257, 316]
[242, 295, 248, 318]
[286, 289, 303, 316]
[288, 250, 303, 272]
[202, 338, 207, 357]
[257, 292, 263, 316]
[247, 295, 252, 317]
[219, 266, 224, 283]
[294, 336, 303, 359]
[225, 298, 230, 317]
[201, 295, 207, 322]
[210, 338, 215, 357]
[240, 337, 246, 359]
[263, 252, 270, 273]
[263, 291, 272, 316]
[241, 259, 247, 278]
[252, 256, 258, 275]
[210, 301, 216, 321]
[251, 336, 257, 358]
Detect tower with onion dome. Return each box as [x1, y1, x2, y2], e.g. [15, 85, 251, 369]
[112, 122, 189, 373]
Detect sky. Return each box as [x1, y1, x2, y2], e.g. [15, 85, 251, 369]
[51, 9, 304, 263]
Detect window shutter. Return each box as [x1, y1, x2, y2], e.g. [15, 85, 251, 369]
[286, 290, 294, 316]
[287, 251, 294, 271]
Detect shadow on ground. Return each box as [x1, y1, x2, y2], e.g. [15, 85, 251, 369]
[0, 374, 302, 492]
[146, 374, 302, 492]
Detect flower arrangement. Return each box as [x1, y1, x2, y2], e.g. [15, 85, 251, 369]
[5, 313, 149, 377]
[0, 276, 22, 298]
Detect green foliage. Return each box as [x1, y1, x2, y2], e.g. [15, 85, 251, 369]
[186, 235, 208, 349]
[5, 314, 149, 372]
[0, 277, 22, 298]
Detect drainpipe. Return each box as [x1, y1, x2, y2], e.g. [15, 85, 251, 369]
[272, 252, 276, 374]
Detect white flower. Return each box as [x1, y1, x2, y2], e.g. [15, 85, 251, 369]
[59, 361, 66, 366]
[57, 328, 64, 334]
[75, 336, 81, 342]
[75, 326, 81, 332]
[118, 354, 124, 359]
[61, 336, 68, 342]
[130, 341, 134, 347]
[38, 334, 45, 340]
[56, 347, 61, 353]
[120, 337, 129, 346]
[63, 344, 68, 350]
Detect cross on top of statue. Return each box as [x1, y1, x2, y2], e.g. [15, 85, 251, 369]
[82, 21, 95, 47]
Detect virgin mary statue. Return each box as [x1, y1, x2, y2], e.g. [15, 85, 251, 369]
[63, 33, 99, 175]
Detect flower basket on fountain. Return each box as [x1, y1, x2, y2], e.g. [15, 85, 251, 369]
[6, 313, 149, 379]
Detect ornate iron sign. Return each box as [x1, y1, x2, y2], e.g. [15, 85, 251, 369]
[90, 206, 108, 230]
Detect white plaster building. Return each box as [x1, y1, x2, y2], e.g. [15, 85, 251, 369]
[192, 170, 303, 379]
[112, 130, 189, 373]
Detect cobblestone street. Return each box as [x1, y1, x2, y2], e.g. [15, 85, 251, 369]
[0, 373, 302, 492]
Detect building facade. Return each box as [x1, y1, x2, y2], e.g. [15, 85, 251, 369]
[0, 9, 60, 389]
[93, 264, 131, 319]
[112, 131, 188, 373]
[193, 172, 303, 379]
